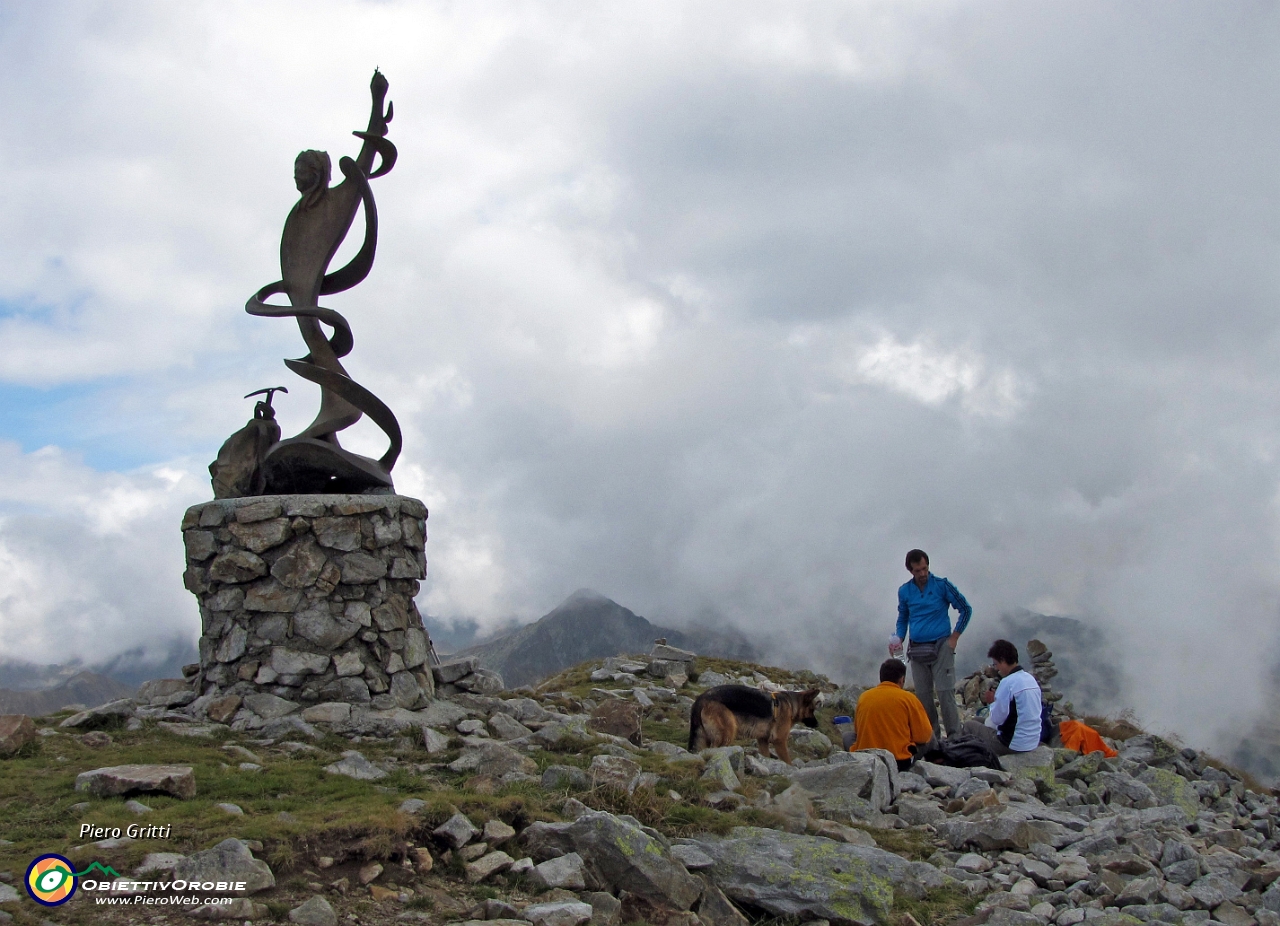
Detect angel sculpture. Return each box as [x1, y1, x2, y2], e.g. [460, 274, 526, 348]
[211, 70, 402, 497]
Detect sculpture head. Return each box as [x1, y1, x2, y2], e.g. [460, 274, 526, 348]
[294, 150, 332, 208]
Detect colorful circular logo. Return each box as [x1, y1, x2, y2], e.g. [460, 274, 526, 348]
[25, 854, 77, 906]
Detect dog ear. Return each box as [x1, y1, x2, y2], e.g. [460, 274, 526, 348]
[802, 689, 820, 704]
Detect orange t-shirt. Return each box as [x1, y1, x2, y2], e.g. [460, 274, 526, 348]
[853, 682, 934, 760]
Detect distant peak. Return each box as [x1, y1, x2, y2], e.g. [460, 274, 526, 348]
[564, 588, 612, 606]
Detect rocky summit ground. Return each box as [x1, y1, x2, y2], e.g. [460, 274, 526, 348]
[0, 648, 1277, 926]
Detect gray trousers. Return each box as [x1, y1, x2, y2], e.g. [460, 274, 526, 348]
[962, 719, 1013, 756]
[911, 640, 961, 738]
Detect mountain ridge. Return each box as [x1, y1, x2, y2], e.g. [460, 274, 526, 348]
[454, 588, 759, 688]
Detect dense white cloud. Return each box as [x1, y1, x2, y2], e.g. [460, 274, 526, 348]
[0, 2, 1278, 754]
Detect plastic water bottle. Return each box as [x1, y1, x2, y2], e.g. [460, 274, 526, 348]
[832, 715, 855, 751]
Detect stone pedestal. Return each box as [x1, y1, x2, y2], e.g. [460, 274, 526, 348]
[181, 495, 435, 719]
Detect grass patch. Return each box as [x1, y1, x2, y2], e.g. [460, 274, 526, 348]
[894, 883, 980, 925]
[0, 720, 482, 881]
[865, 826, 939, 862]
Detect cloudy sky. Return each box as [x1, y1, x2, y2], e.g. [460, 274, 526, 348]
[1, 2, 1278, 751]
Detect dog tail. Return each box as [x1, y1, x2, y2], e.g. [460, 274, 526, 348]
[688, 693, 705, 751]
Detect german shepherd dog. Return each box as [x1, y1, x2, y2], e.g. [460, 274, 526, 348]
[688, 684, 821, 764]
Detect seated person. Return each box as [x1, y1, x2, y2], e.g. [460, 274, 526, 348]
[962, 639, 1042, 756]
[853, 658, 934, 771]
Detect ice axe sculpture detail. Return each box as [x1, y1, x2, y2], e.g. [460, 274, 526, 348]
[209, 387, 288, 499]
[212, 70, 403, 497]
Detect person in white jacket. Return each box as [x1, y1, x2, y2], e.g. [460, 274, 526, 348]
[962, 638, 1042, 756]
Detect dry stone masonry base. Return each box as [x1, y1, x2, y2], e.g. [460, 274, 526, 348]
[182, 494, 435, 720]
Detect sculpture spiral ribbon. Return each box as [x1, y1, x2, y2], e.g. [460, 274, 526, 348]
[238, 71, 405, 495]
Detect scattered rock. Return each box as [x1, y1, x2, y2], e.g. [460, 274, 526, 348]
[530, 852, 588, 890]
[590, 754, 642, 792]
[59, 699, 135, 730]
[188, 897, 270, 919]
[483, 819, 517, 845]
[436, 812, 481, 849]
[589, 701, 642, 744]
[288, 895, 338, 926]
[689, 826, 949, 925]
[522, 901, 595, 926]
[74, 764, 196, 799]
[521, 810, 702, 910]
[449, 741, 538, 778]
[171, 837, 274, 895]
[0, 716, 35, 757]
[543, 765, 591, 791]
[465, 850, 514, 883]
[323, 751, 387, 781]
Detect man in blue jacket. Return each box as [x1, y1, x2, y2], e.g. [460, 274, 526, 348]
[889, 549, 972, 740]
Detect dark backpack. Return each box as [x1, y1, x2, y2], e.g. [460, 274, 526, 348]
[924, 733, 1003, 770]
[1039, 700, 1057, 746]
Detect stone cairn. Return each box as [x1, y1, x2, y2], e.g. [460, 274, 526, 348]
[181, 494, 435, 727]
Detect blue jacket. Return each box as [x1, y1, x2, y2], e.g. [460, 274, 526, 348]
[896, 573, 972, 643]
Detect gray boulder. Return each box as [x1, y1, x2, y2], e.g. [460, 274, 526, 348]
[448, 741, 537, 778]
[935, 806, 1074, 851]
[530, 852, 588, 890]
[172, 838, 274, 895]
[1097, 772, 1158, 809]
[59, 699, 135, 730]
[75, 764, 196, 800]
[522, 901, 594, 926]
[702, 751, 742, 792]
[288, 896, 338, 926]
[895, 795, 948, 827]
[542, 765, 591, 791]
[435, 657, 481, 683]
[786, 751, 896, 812]
[520, 810, 702, 909]
[323, 752, 387, 781]
[1262, 880, 1280, 913]
[416, 699, 475, 728]
[489, 713, 533, 740]
[1136, 767, 1201, 819]
[436, 812, 481, 848]
[590, 755, 642, 792]
[688, 826, 950, 926]
[913, 760, 971, 791]
[242, 693, 300, 720]
[457, 667, 505, 694]
[0, 714, 35, 756]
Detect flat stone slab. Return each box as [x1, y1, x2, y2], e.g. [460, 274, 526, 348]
[689, 825, 949, 926]
[59, 699, 135, 730]
[75, 765, 196, 799]
[522, 901, 594, 926]
[323, 751, 387, 781]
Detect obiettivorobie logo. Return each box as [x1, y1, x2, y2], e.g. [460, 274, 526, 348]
[26, 853, 247, 909]
[25, 855, 121, 906]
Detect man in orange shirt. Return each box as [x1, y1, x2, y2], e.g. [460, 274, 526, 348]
[853, 659, 935, 771]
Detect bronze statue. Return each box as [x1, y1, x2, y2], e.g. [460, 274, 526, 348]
[215, 70, 403, 496]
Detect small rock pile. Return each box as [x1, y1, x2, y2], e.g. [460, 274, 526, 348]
[585, 643, 699, 688]
[434, 655, 507, 696]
